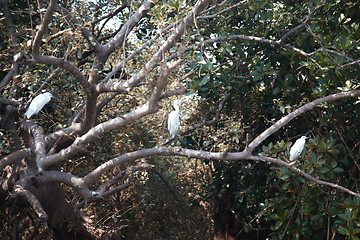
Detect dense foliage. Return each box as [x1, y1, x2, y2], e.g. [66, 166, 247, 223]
[0, 0, 359, 239]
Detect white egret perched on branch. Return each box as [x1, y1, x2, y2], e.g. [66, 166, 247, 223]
[25, 92, 56, 119]
[289, 136, 309, 161]
[167, 100, 182, 138]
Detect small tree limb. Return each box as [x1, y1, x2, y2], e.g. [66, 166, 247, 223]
[13, 185, 48, 228]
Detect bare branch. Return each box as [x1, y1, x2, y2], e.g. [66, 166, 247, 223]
[102, 0, 156, 59]
[76, 183, 130, 209]
[100, 23, 175, 85]
[13, 185, 48, 228]
[97, 162, 154, 194]
[246, 90, 360, 153]
[21, 121, 46, 171]
[0, 0, 20, 91]
[78, 145, 359, 198]
[30, 55, 91, 94]
[36, 171, 89, 197]
[77, 163, 153, 209]
[0, 148, 31, 171]
[32, 0, 57, 57]
[279, 2, 313, 43]
[179, 118, 226, 136]
[42, 103, 158, 168]
[90, 3, 128, 26]
[0, 98, 20, 106]
[339, 59, 360, 69]
[159, 88, 188, 100]
[110, 0, 213, 92]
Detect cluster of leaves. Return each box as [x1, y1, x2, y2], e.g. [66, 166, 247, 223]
[180, 0, 360, 238]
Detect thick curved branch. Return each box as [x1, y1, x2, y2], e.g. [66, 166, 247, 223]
[41, 103, 159, 168]
[0, 98, 20, 106]
[30, 1, 91, 95]
[247, 90, 360, 153]
[22, 121, 46, 171]
[83, 147, 247, 184]
[0, 148, 31, 171]
[36, 171, 89, 197]
[159, 88, 188, 100]
[13, 185, 48, 228]
[30, 55, 91, 94]
[81, 146, 360, 198]
[101, 0, 156, 59]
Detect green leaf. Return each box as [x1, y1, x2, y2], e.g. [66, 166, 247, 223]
[199, 74, 210, 86]
[333, 167, 344, 173]
[320, 167, 330, 173]
[338, 213, 349, 221]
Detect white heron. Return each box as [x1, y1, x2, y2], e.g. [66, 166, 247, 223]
[25, 92, 56, 119]
[289, 136, 309, 161]
[167, 100, 182, 138]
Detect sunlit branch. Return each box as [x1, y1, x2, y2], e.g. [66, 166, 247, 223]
[103, 0, 156, 58]
[159, 88, 188, 100]
[32, 0, 57, 57]
[339, 59, 360, 68]
[247, 90, 360, 153]
[42, 103, 158, 168]
[81, 146, 359, 198]
[118, 0, 213, 92]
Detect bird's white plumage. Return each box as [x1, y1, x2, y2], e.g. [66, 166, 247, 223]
[25, 92, 55, 119]
[167, 100, 181, 138]
[289, 136, 309, 161]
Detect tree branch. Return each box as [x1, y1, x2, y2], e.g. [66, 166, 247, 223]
[0, 148, 31, 171]
[102, 0, 156, 59]
[248, 156, 360, 198]
[79, 146, 359, 198]
[41, 103, 158, 168]
[99, 0, 213, 93]
[279, 2, 313, 43]
[13, 185, 48, 228]
[246, 90, 360, 153]
[21, 121, 46, 171]
[32, 0, 57, 58]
